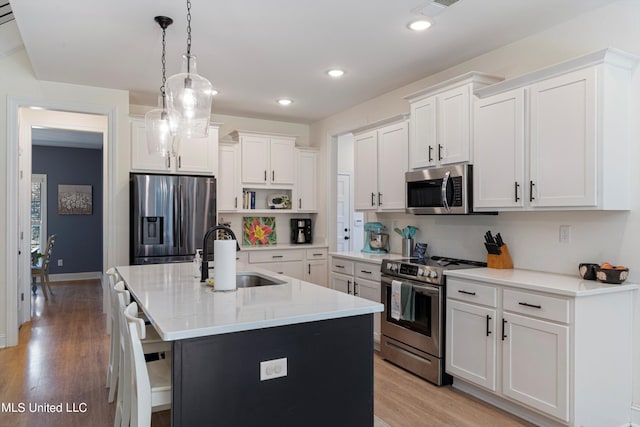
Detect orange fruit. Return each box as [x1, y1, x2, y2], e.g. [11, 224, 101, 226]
[614, 265, 627, 270]
[600, 262, 613, 269]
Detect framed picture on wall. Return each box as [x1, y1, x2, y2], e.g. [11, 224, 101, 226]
[58, 184, 92, 215]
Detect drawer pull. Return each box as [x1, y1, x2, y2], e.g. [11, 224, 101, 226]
[335, 265, 345, 269]
[518, 302, 542, 309]
[272, 255, 284, 259]
[502, 319, 507, 341]
[457, 290, 476, 296]
[360, 270, 372, 274]
[312, 253, 323, 256]
[486, 315, 492, 337]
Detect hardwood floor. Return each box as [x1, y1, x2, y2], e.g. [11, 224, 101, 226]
[0, 279, 533, 427]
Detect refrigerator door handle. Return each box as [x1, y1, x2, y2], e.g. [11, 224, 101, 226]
[173, 183, 180, 247]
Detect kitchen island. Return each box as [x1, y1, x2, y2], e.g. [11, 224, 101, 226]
[116, 262, 382, 427]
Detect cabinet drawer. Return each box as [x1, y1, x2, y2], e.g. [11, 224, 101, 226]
[331, 258, 354, 275]
[503, 289, 569, 323]
[447, 278, 497, 308]
[306, 248, 327, 260]
[249, 250, 303, 263]
[355, 262, 381, 282]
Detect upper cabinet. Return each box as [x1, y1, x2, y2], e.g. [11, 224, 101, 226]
[236, 131, 295, 187]
[354, 120, 408, 211]
[218, 142, 241, 212]
[474, 48, 638, 211]
[296, 148, 318, 212]
[406, 73, 503, 170]
[130, 118, 219, 175]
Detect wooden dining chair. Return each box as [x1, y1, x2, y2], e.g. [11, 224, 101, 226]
[124, 301, 172, 427]
[31, 234, 56, 300]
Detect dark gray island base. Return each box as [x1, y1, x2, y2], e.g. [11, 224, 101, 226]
[172, 314, 374, 427]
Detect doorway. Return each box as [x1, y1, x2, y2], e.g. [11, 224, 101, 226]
[7, 105, 110, 345]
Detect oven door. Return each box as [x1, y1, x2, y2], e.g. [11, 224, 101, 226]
[381, 275, 442, 357]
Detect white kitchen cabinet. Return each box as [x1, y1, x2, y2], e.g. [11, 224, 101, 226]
[247, 247, 328, 285]
[304, 248, 327, 286]
[330, 256, 382, 342]
[446, 271, 635, 427]
[446, 300, 497, 391]
[236, 131, 295, 187]
[130, 118, 219, 175]
[295, 149, 318, 212]
[474, 48, 638, 211]
[502, 312, 569, 421]
[354, 120, 408, 211]
[218, 142, 241, 212]
[406, 72, 502, 170]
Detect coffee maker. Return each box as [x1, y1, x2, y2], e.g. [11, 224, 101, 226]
[290, 219, 312, 244]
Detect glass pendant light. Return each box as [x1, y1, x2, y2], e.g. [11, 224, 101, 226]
[166, 0, 213, 138]
[145, 16, 176, 156]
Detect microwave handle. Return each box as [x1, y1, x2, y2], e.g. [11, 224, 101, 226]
[441, 170, 451, 213]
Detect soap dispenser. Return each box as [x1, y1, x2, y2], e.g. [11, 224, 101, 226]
[193, 249, 203, 278]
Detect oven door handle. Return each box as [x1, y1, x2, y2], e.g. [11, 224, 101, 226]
[441, 170, 451, 213]
[382, 277, 441, 296]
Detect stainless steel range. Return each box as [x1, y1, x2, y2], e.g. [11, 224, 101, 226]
[380, 256, 486, 385]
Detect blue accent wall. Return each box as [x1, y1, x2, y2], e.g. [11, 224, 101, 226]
[32, 146, 103, 274]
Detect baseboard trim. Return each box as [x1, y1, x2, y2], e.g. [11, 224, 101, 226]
[47, 272, 102, 282]
[631, 404, 640, 426]
[0, 334, 6, 348]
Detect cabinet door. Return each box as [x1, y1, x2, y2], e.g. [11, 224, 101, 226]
[529, 68, 596, 208]
[502, 312, 569, 421]
[176, 127, 218, 175]
[409, 96, 437, 169]
[473, 89, 525, 209]
[438, 85, 471, 165]
[354, 130, 379, 210]
[330, 272, 353, 295]
[269, 138, 296, 185]
[377, 122, 408, 210]
[296, 150, 317, 212]
[305, 260, 327, 287]
[130, 119, 171, 172]
[218, 143, 240, 211]
[356, 277, 381, 343]
[446, 300, 497, 391]
[241, 135, 270, 184]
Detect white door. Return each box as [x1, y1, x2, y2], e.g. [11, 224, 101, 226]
[529, 68, 596, 208]
[269, 138, 295, 185]
[438, 85, 471, 165]
[336, 174, 352, 252]
[353, 130, 379, 210]
[241, 135, 270, 184]
[446, 300, 497, 391]
[409, 96, 437, 169]
[377, 122, 408, 210]
[473, 89, 525, 209]
[502, 312, 569, 421]
[30, 174, 48, 254]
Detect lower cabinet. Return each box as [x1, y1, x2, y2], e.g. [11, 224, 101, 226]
[446, 276, 634, 426]
[246, 247, 327, 286]
[330, 256, 382, 342]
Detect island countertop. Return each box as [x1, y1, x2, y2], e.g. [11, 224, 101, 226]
[116, 262, 383, 341]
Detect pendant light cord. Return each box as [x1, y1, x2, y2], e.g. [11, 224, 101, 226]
[161, 24, 168, 111]
[186, 0, 192, 72]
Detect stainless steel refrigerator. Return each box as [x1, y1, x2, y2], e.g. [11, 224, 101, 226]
[130, 173, 216, 265]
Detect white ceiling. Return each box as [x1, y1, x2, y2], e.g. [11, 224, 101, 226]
[10, 0, 618, 123]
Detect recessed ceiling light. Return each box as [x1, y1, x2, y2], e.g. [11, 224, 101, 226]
[408, 20, 432, 31]
[327, 69, 345, 78]
[277, 98, 293, 106]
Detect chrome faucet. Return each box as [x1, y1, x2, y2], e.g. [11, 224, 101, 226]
[201, 225, 241, 282]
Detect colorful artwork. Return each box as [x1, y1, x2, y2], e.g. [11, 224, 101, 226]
[243, 217, 277, 246]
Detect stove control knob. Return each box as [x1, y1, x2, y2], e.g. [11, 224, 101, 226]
[429, 271, 438, 279]
[417, 268, 426, 277]
[387, 263, 397, 272]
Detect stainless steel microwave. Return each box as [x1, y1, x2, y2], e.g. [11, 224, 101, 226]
[406, 164, 473, 214]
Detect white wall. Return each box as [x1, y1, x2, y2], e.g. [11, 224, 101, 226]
[336, 133, 354, 173]
[310, 0, 640, 408]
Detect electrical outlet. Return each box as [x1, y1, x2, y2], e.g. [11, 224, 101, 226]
[57, 259, 63, 267]
[559, 225, 571, 244]
[260, 357, 287, 381]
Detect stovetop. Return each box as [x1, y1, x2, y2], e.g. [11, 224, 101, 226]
[381, 256, 487, 285]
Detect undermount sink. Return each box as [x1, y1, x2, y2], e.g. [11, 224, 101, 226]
[236, 272, 286, 288]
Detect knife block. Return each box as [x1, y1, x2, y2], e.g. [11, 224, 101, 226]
[487, 244, 513, 269]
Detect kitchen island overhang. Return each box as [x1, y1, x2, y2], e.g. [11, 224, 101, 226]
[116, 262, 382, 427]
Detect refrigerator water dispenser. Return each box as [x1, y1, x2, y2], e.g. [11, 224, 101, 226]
[142, 217, 163, 245]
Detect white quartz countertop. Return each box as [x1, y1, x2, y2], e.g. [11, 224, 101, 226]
[239, 243, 328, 251]
[116, 262, 382, 341]
[328, 251, 405, 264]
[445, 268, 639, 297]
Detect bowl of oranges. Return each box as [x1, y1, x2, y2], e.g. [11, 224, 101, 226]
[595, 262, 629, 284]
